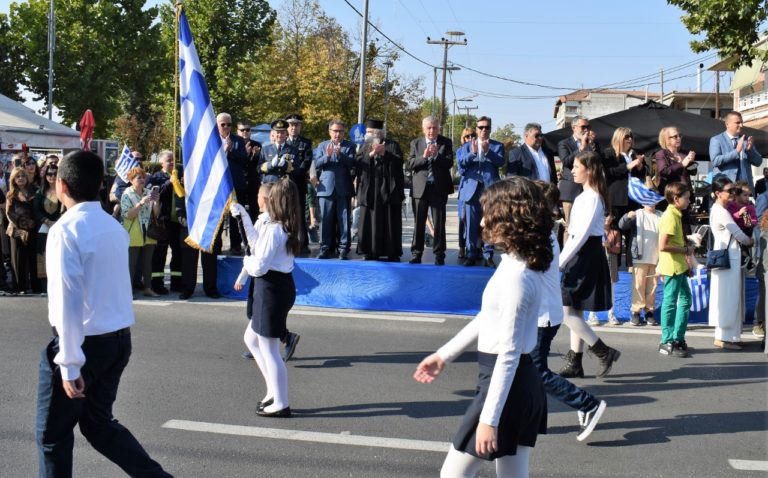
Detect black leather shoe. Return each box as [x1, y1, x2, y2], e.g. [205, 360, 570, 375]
[434, 256, 445, 266]
[206, 291, 222, 299]
[464, 258, 477, 267]
[316, 251, 333, 259]
[153, 286, 170, 295]
[408, 254, 422, 264]
[257, 397, 274, 412]
[257, 406, 291, 418]
[178, 292, 193, 300]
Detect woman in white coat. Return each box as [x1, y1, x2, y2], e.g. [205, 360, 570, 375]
[708, 176, 754, 350]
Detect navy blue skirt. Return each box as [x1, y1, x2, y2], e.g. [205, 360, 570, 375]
[452, 352, 547, 460]
[248, 270, 296, 339]
[561, 235, 612, 311]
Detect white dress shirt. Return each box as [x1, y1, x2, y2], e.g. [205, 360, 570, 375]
[436, 253, 542, 427]
[559, 188, 605, 267]
[242, 217, 295, 278]
[47, 201, 135, 381]
[538, 232, 563, 327]
[526, 144, 551, 182]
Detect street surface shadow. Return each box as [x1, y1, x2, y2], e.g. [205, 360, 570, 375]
[296, 398, 473, 419]
[293, 351, 476, 368]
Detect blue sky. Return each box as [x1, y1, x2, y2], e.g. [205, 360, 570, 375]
[1, 0, 731, 133]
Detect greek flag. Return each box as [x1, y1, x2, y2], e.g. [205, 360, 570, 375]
[688, 267, 709, 312]
[178, 8, 234, 252]
[628, 177, 664, 207]
[115, 145, 139, 182]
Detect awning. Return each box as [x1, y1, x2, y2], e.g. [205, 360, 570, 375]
[730, 59, 766, 92]
[0, 93, 80, 149]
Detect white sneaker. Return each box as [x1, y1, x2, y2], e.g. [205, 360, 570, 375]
[587, 313, 601, 326]
[607, 312, 621, 326]
[577, 400, 607, 441]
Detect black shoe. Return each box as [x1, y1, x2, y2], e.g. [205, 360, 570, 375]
[338, 251, 349, 260]
[205, 291, 222, 299]
[409, 254, 422, 264]
[257, 406, 291, 418]
[282, 332, 301, 362]
[434, 256, 445, 266]
[558, 350, 584, 378]
[483, 257, 496, 268]
[153, 286, 170, 295]
[630, 312, 643, 326]
[257, 397, 274, 412]
[170, 284, 183, 293]
[588, 339, 620, 378]
[463, 258, 477, 267]
[645, 311, 658, 326]
[577, 400, 607, 442]
[387, 256, 401, 263]
[658, 342, 673, 355]
[316, 250, 333, 259]
[178, 292, 192, 300]
[242, 351, 255, 360]
[671, 341, 689, 357]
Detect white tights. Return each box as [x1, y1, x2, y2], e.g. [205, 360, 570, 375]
[244, 324, 289, 412]
[440, 446, 531, 478]
[562, 306, 599, 353]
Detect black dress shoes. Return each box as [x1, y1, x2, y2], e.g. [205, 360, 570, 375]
[408, 254, 422, 264]
[463, 258, 477, 267]
[178, 291, 193, 300]
[257, 397, 274, 412]
[257, 406, 291, 418]
[205, 291, 222, 299]
[434, 256, 445, 266]
[153, 286, 170, 295]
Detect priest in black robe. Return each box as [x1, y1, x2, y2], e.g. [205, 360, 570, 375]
[355, 119, 405, 261]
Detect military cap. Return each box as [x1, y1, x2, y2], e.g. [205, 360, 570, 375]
[271, 119, 288, 131]
[285, 114, 303, 124]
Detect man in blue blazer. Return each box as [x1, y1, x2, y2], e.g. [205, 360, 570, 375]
[313, 119, 356, 259]
[709, 111, 763, 192]
[456, 116, 505, 267]
[507, 123, 558, 183]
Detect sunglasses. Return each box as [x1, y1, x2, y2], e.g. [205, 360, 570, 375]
[219, 123, 232, 127]
[577, 125, 591, 130]
[238, 128, 250, 132]
[25, 161, 36, 166]
[463, 134, 477, 139]
[722, 188, 735, 194]
[330, 129, 344, 133]
[476, 125, 490, 130]
[624, 135, 633, 140]
[533, 133, 543, 139]
[668, 134, 681, 140]
[46, 171, 57, 177]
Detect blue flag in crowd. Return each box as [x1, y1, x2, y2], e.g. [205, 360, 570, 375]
[688, 267, 709, 312]
[628, 177, 664, 207]
[178, 8, 234, 252]
[115, 145, 139, 182]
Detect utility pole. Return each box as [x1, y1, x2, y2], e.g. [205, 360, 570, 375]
[357, 0, 370, 124]
[715, 71, 720, 119]
[427, 32, 467, 127]
[462, 105, 478, 126]
[47, 0, 55, 120]
[383, 59, 393, 136]
[432, 67, 437, 117]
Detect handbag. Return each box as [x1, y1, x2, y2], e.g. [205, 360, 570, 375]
[705, 235, 733, 270]
[146, 212, 168, 242]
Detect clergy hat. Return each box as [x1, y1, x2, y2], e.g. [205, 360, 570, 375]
[285, 114, 303, 124]
[271, 119, 288, 131]
[365, 118, 384, 129]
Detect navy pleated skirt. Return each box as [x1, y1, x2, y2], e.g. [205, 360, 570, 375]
[248, 270, 296, 339]
[561, 235, 612, 311]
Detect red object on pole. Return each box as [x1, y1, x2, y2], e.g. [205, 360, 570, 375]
[78, 110, 96, 151]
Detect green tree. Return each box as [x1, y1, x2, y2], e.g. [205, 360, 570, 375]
[10, 0, 164, 137]
[0, 14, 24, 101]
[491, 123, 521, 147]
[667, 0, 768, 68]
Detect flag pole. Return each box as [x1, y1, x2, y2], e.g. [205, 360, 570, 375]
[170, 1, 185, 198]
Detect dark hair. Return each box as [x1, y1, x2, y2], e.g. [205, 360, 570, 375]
[57, 150, 105, 202]
[480, 177, 554, 272]
[266, 178, 301, 256]
[533, 179, 559, 211]
[664, 181, 690, 203]
[40, 163, 58, 194]
[575, 151, 609, 211]
[476, 116, 492, 127]
[710, 175, 732, 194]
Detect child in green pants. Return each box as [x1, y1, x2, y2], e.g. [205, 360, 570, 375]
[657, 182, 693, 358]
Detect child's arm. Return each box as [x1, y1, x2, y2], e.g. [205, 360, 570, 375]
[234, 267, 249, 292]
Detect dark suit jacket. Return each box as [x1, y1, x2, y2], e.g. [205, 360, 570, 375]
[407, 135, 454, 199]
[224, 134, 248, 190]
[355, 139, 405, 207]
[557, 136, 602, 201]
[258, 142, 298, 183]
[286, 135, 312, 195]
[602, 147, 647, 208]
[755, 177, 767, 198]
[507, 144, 557, 184]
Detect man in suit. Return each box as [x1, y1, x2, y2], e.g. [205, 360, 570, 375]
[557, 115, 601, 228]
[259, 119, 297, 183]
[217, 112, 248, 254]
[313, 119, 356, 259]
[457, 116, 505, 267]
[710, 111, 763, 193]
[286, 114, 313, 255]
[508, 122, 557, 183]
[754, 168, 768, 198]
[407, 116, 454, 265]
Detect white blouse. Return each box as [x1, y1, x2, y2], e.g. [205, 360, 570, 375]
[559, 188, 605, 267]
[436, 253, 542, 427]
[539, 232, 563, 327]
[237, 213, 295, 283]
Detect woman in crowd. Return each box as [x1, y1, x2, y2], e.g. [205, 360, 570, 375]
[34, 163, 62, 292]
[709, 176, 754, 350]
[414, 177, 550, 477]
[120, 167, 160, 298]
[5, 166, 39, 293]
[456, 127, 476, 261]
[557, 152, 621, 379]
[232, 179, 300, 417]
[23, 157, 41, 190]
[655, 126, 695, 196]
[603, 127, 646, 268]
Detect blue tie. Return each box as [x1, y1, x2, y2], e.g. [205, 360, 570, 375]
[732, 137, 738, 149]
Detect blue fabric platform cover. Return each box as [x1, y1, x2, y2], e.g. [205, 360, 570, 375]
[217, 257, 758, 323]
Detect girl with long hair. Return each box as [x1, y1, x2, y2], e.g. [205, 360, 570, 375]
[557, 152, 621, 379]
[232, 178, 300, 417]
[6, 166, 40, 293]
[414, 177, 552, 477]
[34, 163, 62, 290]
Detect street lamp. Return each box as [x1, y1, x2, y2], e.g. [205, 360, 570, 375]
[451, 96, 475, 146]
[383, 59, 394, 136]
[47, 0, 55, 120]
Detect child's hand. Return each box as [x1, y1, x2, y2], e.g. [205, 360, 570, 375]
[234, 281, 244, 292]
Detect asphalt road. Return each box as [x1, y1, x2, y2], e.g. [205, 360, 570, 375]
[2, 295, 766, 477]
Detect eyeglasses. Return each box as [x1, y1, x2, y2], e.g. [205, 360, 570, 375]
[330, 129, 344, 133]
[668, 134, 681, 140]
[623, 135, 633, 140]
[577, 124, 590, 130]
[463, 134, 477, 140]
[219, 123, 231, 127]
[238, 128, 250, 132]
[476, 125, 490, 130]
[722, 188, 735, 194]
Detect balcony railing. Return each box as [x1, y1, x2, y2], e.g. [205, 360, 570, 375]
[739, 90, 768, 111]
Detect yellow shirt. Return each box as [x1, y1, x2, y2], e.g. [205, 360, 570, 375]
[657, 206, 688, 276]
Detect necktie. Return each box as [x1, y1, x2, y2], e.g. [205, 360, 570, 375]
[732, 137, 738, 149]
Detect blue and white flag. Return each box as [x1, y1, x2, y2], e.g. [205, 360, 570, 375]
[115, 145, 139, 182]
[628, 177, 664, 207]
[688, 267, 709, 312]
[178, 8, 234, 252]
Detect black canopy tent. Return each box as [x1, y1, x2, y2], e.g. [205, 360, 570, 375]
[543, 101, 768, 162]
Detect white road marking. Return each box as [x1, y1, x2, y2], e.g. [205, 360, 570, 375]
[132, 300, 172, 307]
[729, 459, 768, 471]
[162, 419, 450, 453]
